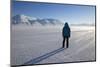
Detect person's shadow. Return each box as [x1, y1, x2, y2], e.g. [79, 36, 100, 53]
[23, 47, 65, 65]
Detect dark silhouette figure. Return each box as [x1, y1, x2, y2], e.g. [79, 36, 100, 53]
[62, 22, 71, 48]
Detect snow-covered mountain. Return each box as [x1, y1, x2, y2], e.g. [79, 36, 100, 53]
[12, 14, 63, 25]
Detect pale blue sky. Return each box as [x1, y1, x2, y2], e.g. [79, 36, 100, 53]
[12, 1, 96, 24]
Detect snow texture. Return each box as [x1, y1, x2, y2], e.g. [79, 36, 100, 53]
[11, 25, 95, 66]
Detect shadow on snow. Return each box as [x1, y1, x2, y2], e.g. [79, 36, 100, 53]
[23, 47, 65, 65]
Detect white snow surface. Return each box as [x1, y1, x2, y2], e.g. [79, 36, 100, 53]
[11, 25, 95, 65]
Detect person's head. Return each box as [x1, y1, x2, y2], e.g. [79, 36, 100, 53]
[64, 22, 69, 27]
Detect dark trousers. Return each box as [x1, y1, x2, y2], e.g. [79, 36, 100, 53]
[62, 37, 69, 48]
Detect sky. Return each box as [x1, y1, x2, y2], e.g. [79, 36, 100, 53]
[12, 1, 96, 24]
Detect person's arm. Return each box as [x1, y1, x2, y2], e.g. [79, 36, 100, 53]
[68, 26, 71, 37]
[62, 27, 64, 37]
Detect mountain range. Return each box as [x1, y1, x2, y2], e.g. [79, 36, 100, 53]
[12, 14, 95, 26]
[12, 14, 63, 25]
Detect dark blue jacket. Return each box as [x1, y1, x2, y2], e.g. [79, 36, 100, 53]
[62, 23, 71, 38]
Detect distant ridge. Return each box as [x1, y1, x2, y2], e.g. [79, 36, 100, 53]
[70, 23, 95, 26]
[12, 14, 63, 25]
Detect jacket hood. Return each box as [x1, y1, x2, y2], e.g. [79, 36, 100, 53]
[64, 22, 69, 27]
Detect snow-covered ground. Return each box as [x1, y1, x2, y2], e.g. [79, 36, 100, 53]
[11, 25, 95, 66]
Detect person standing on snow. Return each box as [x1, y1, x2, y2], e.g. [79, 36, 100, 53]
[62, 22, 71, 48]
